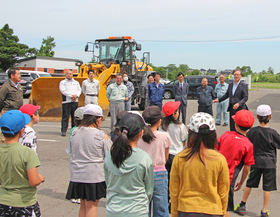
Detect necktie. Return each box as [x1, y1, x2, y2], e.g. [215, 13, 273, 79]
[180, 83, 183, 92]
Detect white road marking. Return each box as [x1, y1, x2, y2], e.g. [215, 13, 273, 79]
[38, 139, 60, 142]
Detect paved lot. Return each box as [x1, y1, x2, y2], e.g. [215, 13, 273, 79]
[29, 88, 280, 217]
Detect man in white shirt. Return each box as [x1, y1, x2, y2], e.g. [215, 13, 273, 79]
[59, 70, 81, 136]
[82, 69, 100, 106]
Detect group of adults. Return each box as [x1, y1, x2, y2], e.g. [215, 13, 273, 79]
[145, 69, 248, 132]
[199, 69, 248, 131]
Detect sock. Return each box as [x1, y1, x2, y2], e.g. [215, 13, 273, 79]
[240, 201, 246, 207]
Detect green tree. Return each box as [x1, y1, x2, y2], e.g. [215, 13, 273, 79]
[178, 64, 189, 74]
[0, 24, 35, 71]
[267, 67, 274, 74]
[36, 36, 56, 57]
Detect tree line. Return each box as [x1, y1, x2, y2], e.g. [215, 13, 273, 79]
[0, 24, 55, 72]
[1, 23, 279, 83]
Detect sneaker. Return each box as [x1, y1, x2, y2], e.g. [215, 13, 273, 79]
[216, 123, 221, 126]
[234, 203, 246, 215]
[76, 199, 81, 204]
[261, 211, 269, 217]
[61, 132, 66, 137]
[223, 123, 228, 126]
[71, 199, 77, 203]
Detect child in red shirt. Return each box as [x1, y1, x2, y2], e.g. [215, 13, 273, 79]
[216, 110, 255, 217]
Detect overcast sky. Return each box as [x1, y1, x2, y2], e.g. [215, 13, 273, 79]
[1, 0, 280, 73]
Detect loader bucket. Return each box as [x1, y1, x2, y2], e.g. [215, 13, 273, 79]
[29, 77, 110, 122]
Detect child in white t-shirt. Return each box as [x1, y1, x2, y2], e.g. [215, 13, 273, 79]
[159, 101, 188, 212]
[19, 104, 40, 155]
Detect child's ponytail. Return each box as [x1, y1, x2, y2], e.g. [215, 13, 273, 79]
[142, 125, 156, 144]
[110, 128, 132, 168]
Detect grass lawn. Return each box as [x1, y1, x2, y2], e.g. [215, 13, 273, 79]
[251, 82, 280, 89]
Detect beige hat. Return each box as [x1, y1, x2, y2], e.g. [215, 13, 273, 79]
[74, 107, 84, 120]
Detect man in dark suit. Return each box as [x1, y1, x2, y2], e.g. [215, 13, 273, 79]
[213, 69, 248, 131]
[173, 72, 189, 124]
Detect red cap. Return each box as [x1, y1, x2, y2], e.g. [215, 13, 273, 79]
[232, 110, 254, 128]
[19, 104, 41, 117]
[162, 101, 181, 117]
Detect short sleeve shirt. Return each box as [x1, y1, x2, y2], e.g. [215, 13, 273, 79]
[19, 126, 38, 155]
[137, 131, 172, 167]
[217, 131, 255, 183]
[159, 123, 188, 155]
[247, 126, 280, 168]
[0, 143, 41, 207]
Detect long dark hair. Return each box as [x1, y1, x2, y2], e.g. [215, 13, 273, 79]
[161, 108, 181, 131]
[182, 125, 217, 166]
[79, 115, 101, 128]
[111, 128, 140, 168]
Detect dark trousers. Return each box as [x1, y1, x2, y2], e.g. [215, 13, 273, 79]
[198, 105, 213, 116]
[61, 102, 78, 133]
[177, 102, 187, 125]
[165, 154, 175, 203]
[227, 161, 244, 211]
[150, 102, 162, 111]
[229, 105, 244, 131]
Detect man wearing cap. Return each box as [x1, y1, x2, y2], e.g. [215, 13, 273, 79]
[213, 69, 248, 131]
[106, 73, 128, 136]
[148, 73, 165, 110]
[216, 110, 255, 217]
[196, 78, 215, 115]
[173, 72, 189, 125]
[215, 75, 229, 126]
[122, 72, 134, 111]
[59, 70, 82, 136]
[82, 69, 100, 106]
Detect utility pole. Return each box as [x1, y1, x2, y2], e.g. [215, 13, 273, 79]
[166, 69, 168, 79]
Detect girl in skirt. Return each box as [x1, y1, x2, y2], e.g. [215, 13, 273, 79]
[66, 104, 112, 217]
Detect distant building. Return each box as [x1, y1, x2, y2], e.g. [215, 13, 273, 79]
[220, 69, 233, 78]
[15, 56, 81, 74]
[200, 68, 207, 75]
[207, 69, 217, 75]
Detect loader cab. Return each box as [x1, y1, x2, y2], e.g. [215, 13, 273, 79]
[93, 36, 140, 74]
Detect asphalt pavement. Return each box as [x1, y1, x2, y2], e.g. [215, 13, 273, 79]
[27, 88, 280, 217]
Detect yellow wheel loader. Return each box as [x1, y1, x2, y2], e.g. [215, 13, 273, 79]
[29, 36, 153, 121]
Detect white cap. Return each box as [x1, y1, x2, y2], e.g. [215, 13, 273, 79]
[187, 112, 216, 133]
[83, 104, 103, 117]
[257, 105, 272, 116]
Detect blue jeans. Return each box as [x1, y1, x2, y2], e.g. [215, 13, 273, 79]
[149, 170, 169, 217]
[216, 100, 229, 124]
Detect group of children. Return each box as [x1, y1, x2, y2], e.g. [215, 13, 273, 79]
[0, 101, 279, 217]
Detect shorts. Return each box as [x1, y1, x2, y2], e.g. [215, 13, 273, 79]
[0, 201, 41, 217]
[246, 167, 277, 191]
[178, 212, 222, 217]
[65, 181, 106, 202]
